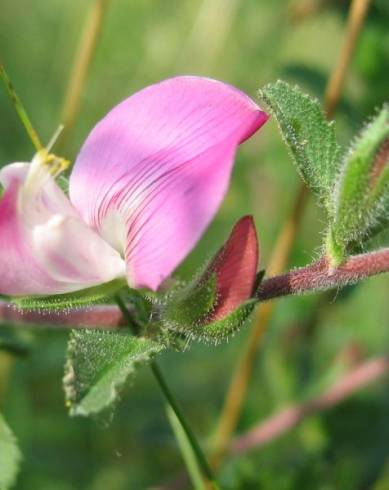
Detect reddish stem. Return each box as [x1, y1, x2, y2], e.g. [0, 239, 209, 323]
[257, 248, 389, 301]
[0, 248, 388, 329]
[0, 303, 124, 329]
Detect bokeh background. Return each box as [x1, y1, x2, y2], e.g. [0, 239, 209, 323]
[1, 0, 389, 488]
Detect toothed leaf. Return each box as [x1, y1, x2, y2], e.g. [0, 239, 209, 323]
[259, 80, 340, 206]
[0, 412, 21, 490]
[64, 330, 164, 419]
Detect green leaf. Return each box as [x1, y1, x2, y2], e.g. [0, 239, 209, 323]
[259, 80, 341, 206]
[0, 412, 21, 490]
[12, 279, 126, 312]
[64, 330, 165, 418]
[328, 105, 389, 261]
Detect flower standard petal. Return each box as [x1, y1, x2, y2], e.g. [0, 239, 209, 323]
[70, 76, 268, 291]
[0, 161, 125, 296]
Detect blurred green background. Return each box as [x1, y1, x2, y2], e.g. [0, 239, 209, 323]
[1, 0, 389, 488]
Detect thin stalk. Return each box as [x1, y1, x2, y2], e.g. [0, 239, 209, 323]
[152, 362, 220, 490]
[113, 297, 219, 490]
[0, 64, 43, 151]
[211, 0, 372, 466]
[114, 293, 141, 335]
[166, 405, 206, 490]
[59, 0, 110, 150]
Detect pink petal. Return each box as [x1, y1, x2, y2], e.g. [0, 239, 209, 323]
[205, 215, 259, 321]
[70, 76, 268, 291]
[0, 162, 125, 296]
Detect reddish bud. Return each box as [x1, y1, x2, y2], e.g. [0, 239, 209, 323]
[204, 215, 259, 321]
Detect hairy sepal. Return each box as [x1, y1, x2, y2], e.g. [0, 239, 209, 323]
[159, 271, 259, 345]
[187, 299, 257, 345]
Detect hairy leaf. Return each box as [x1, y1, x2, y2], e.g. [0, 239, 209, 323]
[259, 80, 341, 206]
[64, 330, 164, 418]
[329, 105, 389, 260]
[0, 412, 21, 490]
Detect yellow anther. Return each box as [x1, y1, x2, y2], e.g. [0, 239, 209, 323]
[37, 148, 70, 177]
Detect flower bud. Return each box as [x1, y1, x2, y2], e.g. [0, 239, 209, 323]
[160, 216, 259, 343]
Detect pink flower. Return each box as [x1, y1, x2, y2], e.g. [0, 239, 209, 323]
[0, 76, 268, 296]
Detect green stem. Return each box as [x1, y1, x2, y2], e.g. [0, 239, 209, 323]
[325, 228, 345, 268]
[114, 293, 141, 335]
[151, 361, 220, 490]
[113, 295, 219, 489]
[0, 64, 43, 151]
[165, 404, 207, 490]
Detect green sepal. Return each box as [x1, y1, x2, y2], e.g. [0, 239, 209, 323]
[63, 329, 165, 419]
[160, 274, 217, 333]
[259, 80, 341, 208]
[12, 278, 127, 312]
[191, 299, 257, 344]
[0, 412, 21, 490]
[160, 273, 257, 345]
[328, 105, 389, 260]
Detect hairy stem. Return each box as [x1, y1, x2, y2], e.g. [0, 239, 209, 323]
[257, 250, 389, 301]
[1, 248, 389, 329]
[210, 0, 372, 465]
